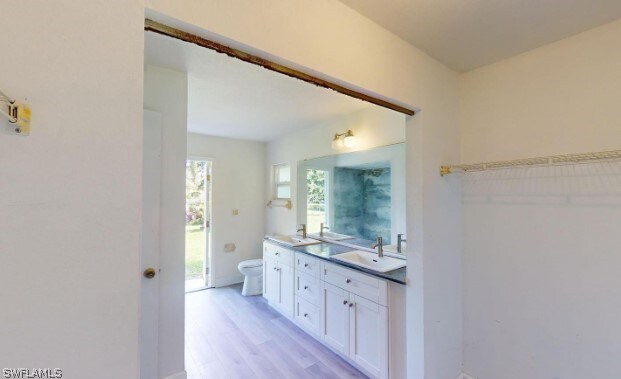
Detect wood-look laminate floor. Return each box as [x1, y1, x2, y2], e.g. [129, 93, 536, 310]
[185, 284, 368, 379]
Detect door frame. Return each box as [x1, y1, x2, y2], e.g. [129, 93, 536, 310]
[140, 109, 163, 379]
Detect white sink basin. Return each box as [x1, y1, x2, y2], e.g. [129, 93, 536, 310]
[331, 250, 406, 273]
[266, 234, 321, 247]
[311, 232, 354, 241]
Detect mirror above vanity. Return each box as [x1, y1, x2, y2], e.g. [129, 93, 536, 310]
[297, 143, 406, 255]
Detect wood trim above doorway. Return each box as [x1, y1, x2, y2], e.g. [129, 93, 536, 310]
[144, 19, 415, 116]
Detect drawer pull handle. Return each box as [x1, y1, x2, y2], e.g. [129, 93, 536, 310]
[343, 300, 348, 305]
[304, 263, 309, 267]
[349, 303, 354, 308]
[304, 313, 308, 318]
[346, 279, 351, 283]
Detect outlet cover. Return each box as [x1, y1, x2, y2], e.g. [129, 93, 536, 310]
[232, 209, 239, 215]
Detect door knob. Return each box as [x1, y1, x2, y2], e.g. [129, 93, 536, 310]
[143, 268, 156, 279]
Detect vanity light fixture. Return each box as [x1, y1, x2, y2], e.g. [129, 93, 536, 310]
[332, 130, 357, 149]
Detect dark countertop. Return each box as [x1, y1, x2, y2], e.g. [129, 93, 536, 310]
[264, 238, 407, 285]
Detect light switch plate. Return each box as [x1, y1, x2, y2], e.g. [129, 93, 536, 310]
[232, 209, 239, 215]
[224, 243, 236, 252]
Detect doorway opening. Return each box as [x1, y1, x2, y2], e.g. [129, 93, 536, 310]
[144, 20, 410, 379]
[185, 159, 212, 292]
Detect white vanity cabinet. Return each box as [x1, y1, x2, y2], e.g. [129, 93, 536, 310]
[263, 241, 404, 379]
[263, 242, 295, 318]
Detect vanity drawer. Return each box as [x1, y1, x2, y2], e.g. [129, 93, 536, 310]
[295, 253, 320, 278]
[322, 261, 388, 306]
[263, 242, 294, 266]
[295, 296, 319, 335]
[296, 271, 320, 305]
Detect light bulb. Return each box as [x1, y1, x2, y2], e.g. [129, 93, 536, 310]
[343, 135, 357, 148]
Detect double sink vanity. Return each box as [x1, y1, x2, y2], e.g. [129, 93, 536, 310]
[263, 231, 406, 379]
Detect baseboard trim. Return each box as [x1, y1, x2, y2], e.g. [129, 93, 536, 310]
[213, 274, 244, 288]
[162, 370, 187, 379]
[457, 373, 476, 379]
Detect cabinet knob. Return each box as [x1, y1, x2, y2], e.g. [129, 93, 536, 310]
[343, 300, 348, 305]
[304, 286, 308, 290]
[275, 252, 280, 256]
[304, 263, 309, 267]
[304, 313, 308, 318]
[143, 268, 156, 279]
[346, 279, 351, 283]
[273, 267, 277, 271]
[349, 303, 354, 308]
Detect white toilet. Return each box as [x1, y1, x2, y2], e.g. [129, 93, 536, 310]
[238, 259, 263, 296]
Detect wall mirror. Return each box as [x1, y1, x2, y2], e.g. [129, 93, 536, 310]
[296, 143, 406, 253]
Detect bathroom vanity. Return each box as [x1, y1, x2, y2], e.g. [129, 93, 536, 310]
[263, 239, 406, 379]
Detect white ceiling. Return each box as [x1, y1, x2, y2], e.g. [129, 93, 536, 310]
[144, 32, 372, 141]
[339, 0, 621, 72]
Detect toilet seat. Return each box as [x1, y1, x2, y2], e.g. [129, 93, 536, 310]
[238, 259, 263, 269]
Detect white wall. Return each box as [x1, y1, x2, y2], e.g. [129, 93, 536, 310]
[146, 2, 464, 378]
[0, 1, 143, 378]
[144, 66, 188, 378]
[187, 133, 266, 287]
[266, 106, 405, 235]
[460, 19, 621, 163]
[459, 19, 621, 379]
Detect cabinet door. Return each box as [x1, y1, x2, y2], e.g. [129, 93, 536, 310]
[320, 282, 350, 355]
[278, 262, 295, 318]
[263, 256, 279, 305]
[349, 295, 388, 379]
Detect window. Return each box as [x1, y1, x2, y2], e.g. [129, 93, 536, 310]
[273, 164, 291, 199]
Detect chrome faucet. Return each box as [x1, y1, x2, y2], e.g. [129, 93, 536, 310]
[297, 224, 307, 239]
[397, 234, 406, 254]
[320, 222, 329, 237]
[371, 236, 384, 258]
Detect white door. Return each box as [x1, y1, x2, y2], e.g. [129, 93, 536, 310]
[140, 110, 163, 379]
[263, 256, 279, 305]
[278, 263, 295, 318]
[349, 295, 388, 379]
[321, 282, 350, 355]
